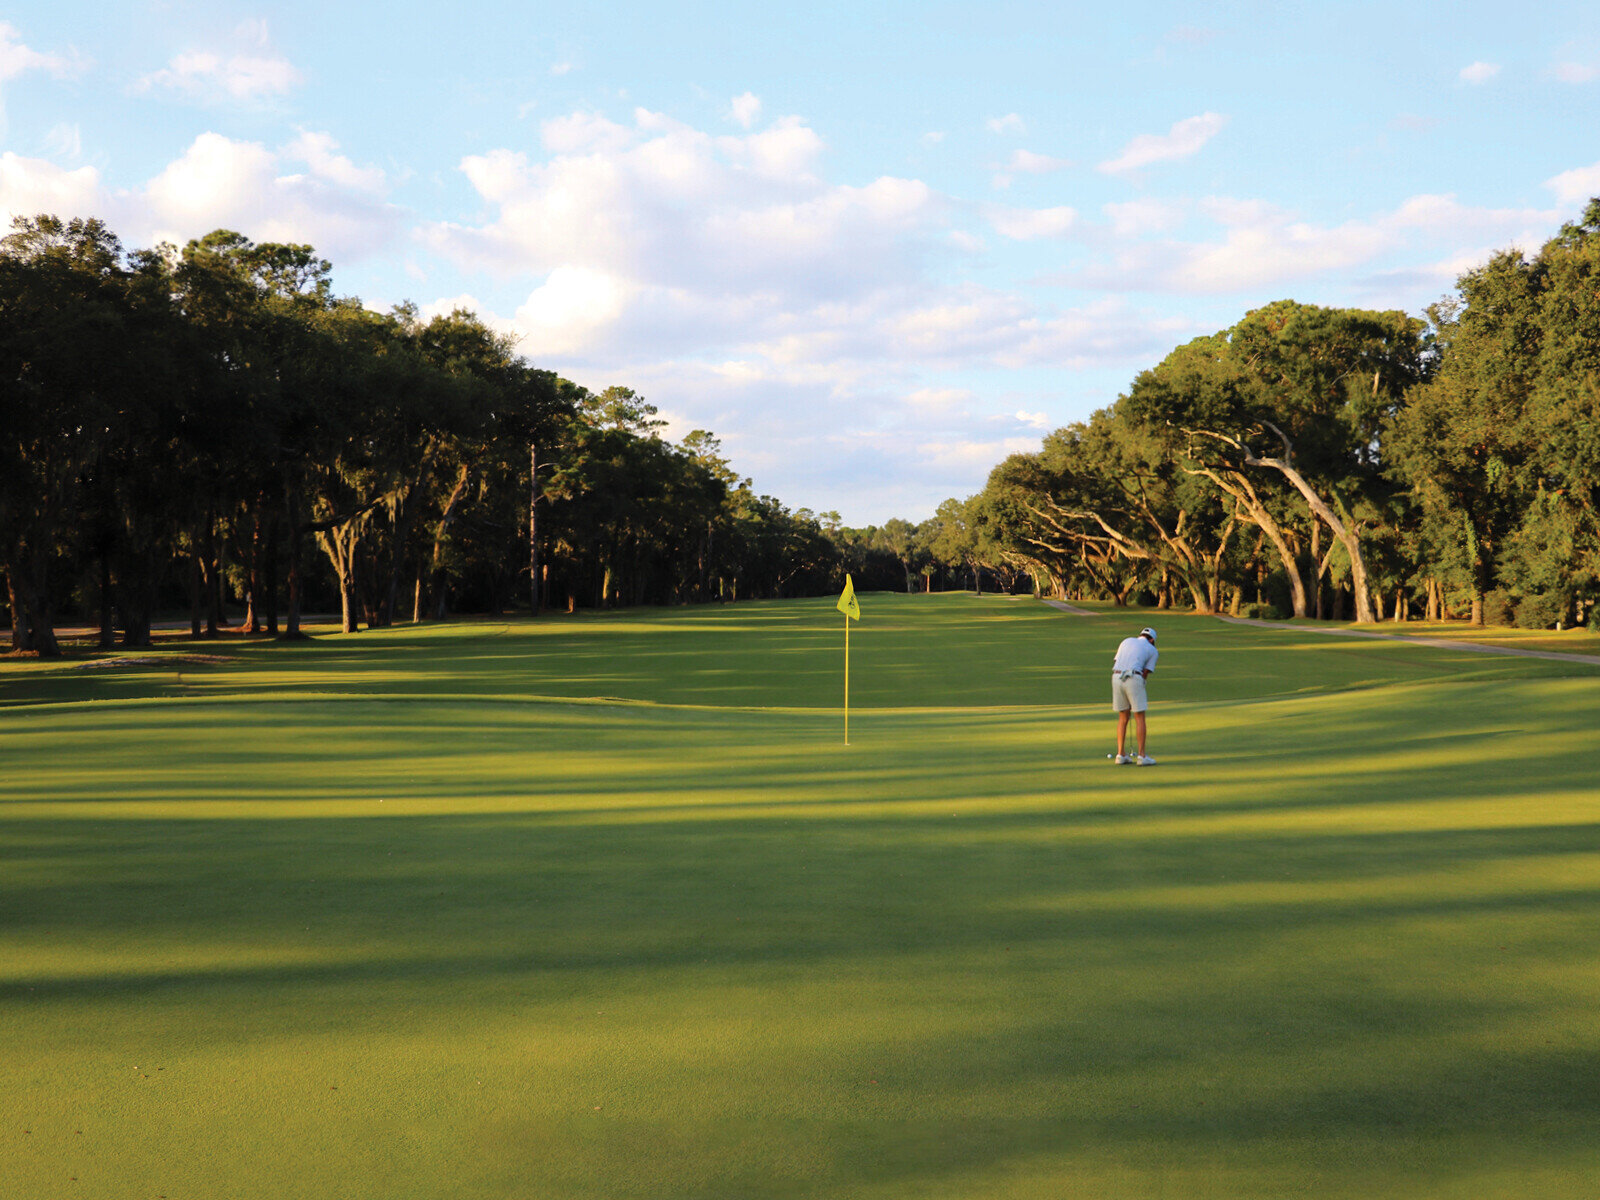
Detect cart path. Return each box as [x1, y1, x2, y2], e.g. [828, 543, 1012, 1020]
[1040, 599, 1102, 617]
[1212, 614, 1600, 667]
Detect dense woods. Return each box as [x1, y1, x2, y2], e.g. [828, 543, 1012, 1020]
[0, 216, 848, 655]
[6, 201, 1600, 655]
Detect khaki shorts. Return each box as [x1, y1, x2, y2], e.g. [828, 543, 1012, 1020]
[1112, 672, 1148, 713]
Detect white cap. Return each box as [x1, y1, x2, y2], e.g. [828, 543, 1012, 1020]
[1140, 627, 1157, 641]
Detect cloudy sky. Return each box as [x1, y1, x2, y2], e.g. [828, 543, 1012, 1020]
[3, 2, 1598, 523]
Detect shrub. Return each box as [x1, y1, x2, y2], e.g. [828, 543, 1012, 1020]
[1239, 601, 1284, 621]
[1514, 590, 1568, 630]
[1482, 588, 1516, 626]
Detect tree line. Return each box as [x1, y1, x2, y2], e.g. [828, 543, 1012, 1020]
[10, 201, 1599, 655]
[0, 215, 846, 656]
[910, 201, 1600, 629]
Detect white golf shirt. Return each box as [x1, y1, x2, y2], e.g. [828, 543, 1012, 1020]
[1112, 635, 1158, 677]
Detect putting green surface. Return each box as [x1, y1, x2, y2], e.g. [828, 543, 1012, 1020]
[3, 594, 1598, 1198]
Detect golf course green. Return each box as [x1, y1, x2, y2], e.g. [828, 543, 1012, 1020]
[3, 593, 1598, 1198]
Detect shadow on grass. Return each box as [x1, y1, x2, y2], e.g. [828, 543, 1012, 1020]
[4, 803, 1598, 1194]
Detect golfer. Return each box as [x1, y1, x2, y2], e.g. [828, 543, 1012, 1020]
[1109, 626, 1158, 766]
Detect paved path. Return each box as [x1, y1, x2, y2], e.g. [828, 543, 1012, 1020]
[1212, 614, 1600, 667]
[1040, 599, 1102, 617]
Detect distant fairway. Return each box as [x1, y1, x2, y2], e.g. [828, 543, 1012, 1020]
[3, 594, 1599, 1199]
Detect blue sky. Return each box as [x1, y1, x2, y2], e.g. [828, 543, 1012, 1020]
[4, 2, 1599, 523]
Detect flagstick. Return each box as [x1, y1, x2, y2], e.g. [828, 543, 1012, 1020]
[843, 610, 850, 745]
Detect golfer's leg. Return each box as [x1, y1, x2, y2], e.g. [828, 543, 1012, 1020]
[1134, 710, 1147, 756]
[1116, 709, 1129, 756]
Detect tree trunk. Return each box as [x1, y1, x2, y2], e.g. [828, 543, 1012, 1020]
[1246, 457, 1375, 623]
[12, 557, 59, 656]
[5, 561, 40, 653]
[1310, 520, 1324, 620]
[189, 550, 203, 638]
[317, 521, 362, 634]
[1189, 468, 1308, 617]
[424, 462, 472, 622]
[264, 510, 280, 636]
[200, 505, 223, 637]
[118, 542, 155, 649]
[4, 566, 29, 652]
[282, 472, 307, 640]
[239, 502, 261, 634]
[98, 551, 116, 649]
[529, 442, 541, 615]
[382, 444, 439, 627]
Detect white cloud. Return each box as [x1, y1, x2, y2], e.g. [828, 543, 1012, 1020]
[998, 297, 1196, 369]
[143, 132, 277, 226]
[550, 61, 574, 76]
[540, 110, 634, 154]
[921, 131, 946, 145]
[411, 107, 1250, 521]
[988, 203, 1077, 240]
[1103, 198, 1187, 236]
[1068, 192, 1558, 295]
[137, 132, 401, 261]
[906, 387, 971, 412]
[986, 113, 1025, 135]
[285, 130, 387, 193]
[918, 437, 1038, 470]
[423, 106, 1195, 385]
[721, 114, 826, 180]
[730, 91, 761, 129]
[1553, 61, 1598, 83]
[1459, 61, 1500, 85]
[425, 108, 935, 328]
[1099, 112, 1227, 174]
[0, 152, 104, 228]
[43, 122, 81, 159]
[1007, 149, 1070, 174]
[236, 18, 270, 47]
[136, 25, 301, 104]
[140, 50, 301, 101]
[1546, 161, 1600, 207]
[0, 21, 72, 82]
[513, 266, 637, 357]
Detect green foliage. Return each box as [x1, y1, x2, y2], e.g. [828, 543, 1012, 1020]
[1513, 590, 1569, 630]
[0, 214, 841, 650]
[919, 202, 1600, 628]
[1482, 587, 1516, 626]
[1238, 600, 1284, 620]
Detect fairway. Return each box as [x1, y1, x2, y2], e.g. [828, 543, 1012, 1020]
[3, 594, 1599, 1199]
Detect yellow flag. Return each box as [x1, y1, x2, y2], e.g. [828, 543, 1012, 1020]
[836, 574, 861, 621]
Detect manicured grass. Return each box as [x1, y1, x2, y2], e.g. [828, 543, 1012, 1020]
[3, 594, 1598, 1198]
